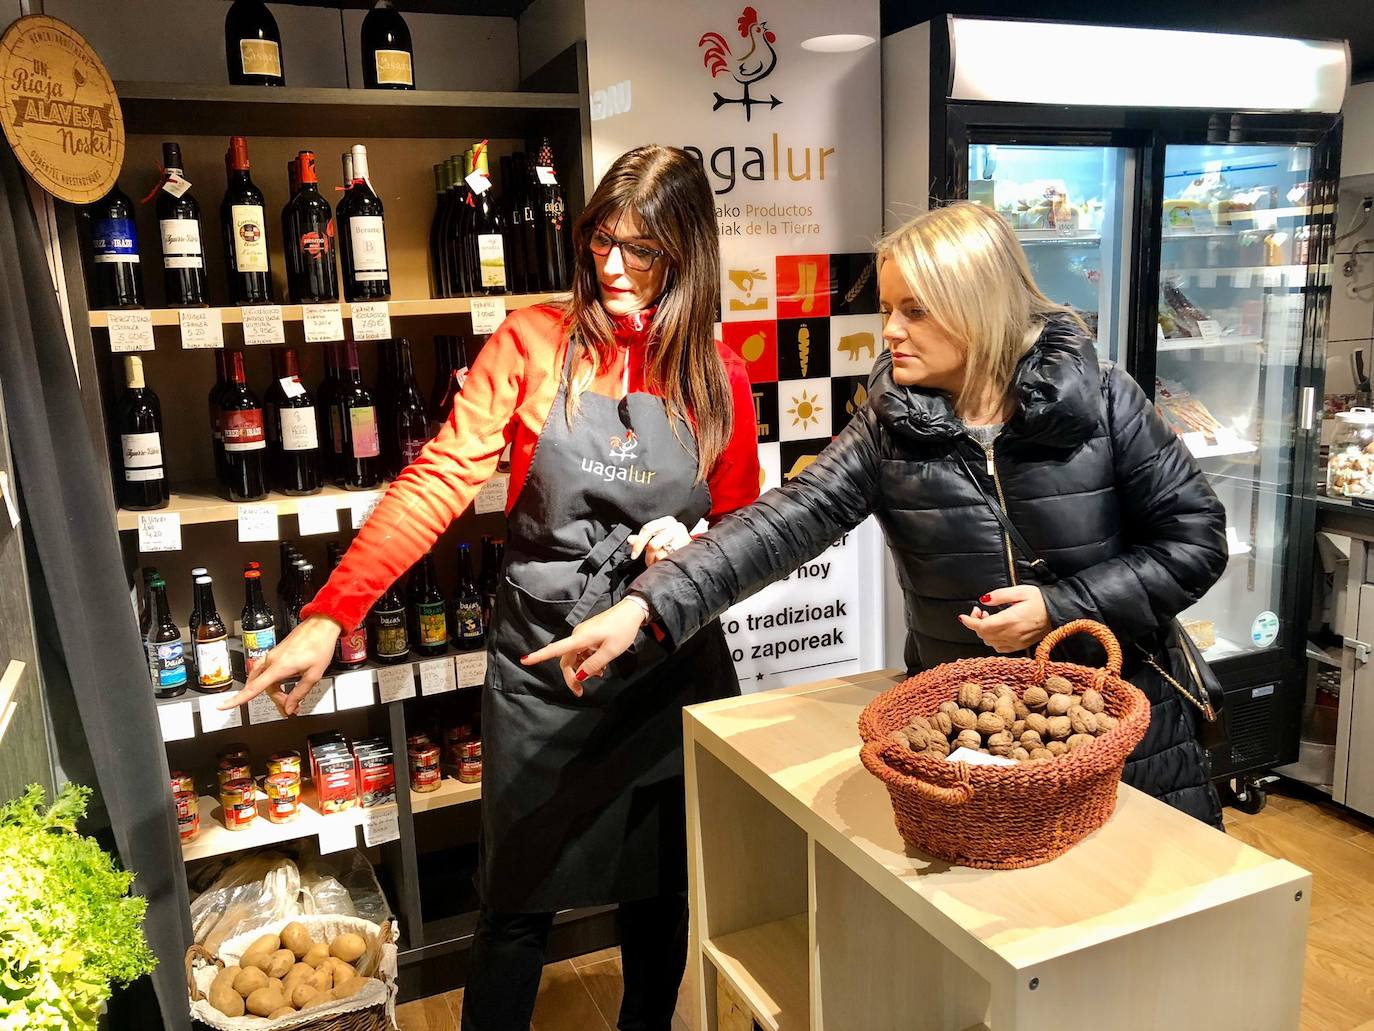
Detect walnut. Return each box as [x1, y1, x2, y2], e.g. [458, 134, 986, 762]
[1019, 729, 1043, 749]
[1080, 689, 1105, 714]
[994, 698, 1016, 726]
[1045, 675, 1075, 695]
[908, 715, 933, 734]
[1011, 746, 1031, 762]
[1030, 746, 1054, 761]
[954, 730, 982, 751]
[904, 726, 931, 750]
[922, 746, 947, 760]
[889, 729, 913, 750]
[1046, 740, 1068, 756]
[987, 732, 1015, 757]
[1023, 686, 1050, 711]
[1010, 719, 1026, 738]
[993, 683, 1016, 700]
[1013, 698, 1030, 720]
[1046, 694, 1073, 717]
[976, 712, 1005, 736]
[1046, 715, 1072, 741]
[978, 693, 999, 713]
[931, 711, 953, 737]
[1025, 712, 1050, 737]
[939, 700, 960, 716]
[957, 682, 983, 710]
[952, 707, 978, 731]
[1095, 712, 1119, 733]
[1067, 733, 1096, 752]
[926, 733, 950, 756]
[1069, 708, 1098, 735]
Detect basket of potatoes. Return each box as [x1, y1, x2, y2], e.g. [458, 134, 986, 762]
[858, 620, 1151, 869]
[186, 915, 397, 1030]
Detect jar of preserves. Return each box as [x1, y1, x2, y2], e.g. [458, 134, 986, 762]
[406, 732, 432, 751]
[217, 759, 252, 788]
[1328, 408, 1374, 499]
[170, 771, 196, 796]
[267, 750, 302, 777]
[217, 742, 251, 765]
[220, 778, 258, 831]
[174, 790, 200, 842]
[409, 743, 441, 792]
[458, 740, 482, 784]
[264, 772, 301, 824]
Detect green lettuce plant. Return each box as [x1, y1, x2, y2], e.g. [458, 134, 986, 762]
[0, 784, 156, 1030]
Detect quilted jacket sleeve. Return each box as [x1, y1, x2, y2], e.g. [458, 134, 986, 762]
[632, 404, 884, 648]
[1038, 366, 1228, 640]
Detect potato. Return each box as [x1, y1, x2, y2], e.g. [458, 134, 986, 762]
[233, 966, 269, 997]
[324, 957, 357, 985]
[303, 942, 331, 968]
[331, 975, 368, 1000]
[211, 965, 240, 996]
[209, 982, 246, 1017]
[246, 986, 288, 1017]
[269, 1007, 296, 1019]
[264, 949, 295, 979]
[247, 933, 282, 956]
[268, 978, 284, 995]
[243, 946, 276, 973]
[292, 984, 321, 1009]
[283, 962, 313, 992]
[280, 921, 314, 960]
[329, 932, 367, 964]
[308, 966, 334, 993]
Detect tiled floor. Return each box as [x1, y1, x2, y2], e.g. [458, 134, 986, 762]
[398, 786, 1374, 1031]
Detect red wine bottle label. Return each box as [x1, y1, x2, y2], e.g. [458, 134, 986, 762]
[374, 49, 413, 86]
[222, 409, 267, 452]
[299, 229, 331, 259]
[400, 437, 425, 465]
[349, 216, 388, 279]
[279, 407, 319, 451]
[417, 601, 446, 646]
[478, 234, 506, 288]
[160, 219, 203, 269]
[338, 624, 367, 663]
[350, 406, 380, 458]
[121, 432, 164, 480]
[239, 38, 281, 77]
[92, 218, 139, 263]
[231, 205, 269, 272]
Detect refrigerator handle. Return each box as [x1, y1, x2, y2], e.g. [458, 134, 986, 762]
[1301, 386, 1316, 432]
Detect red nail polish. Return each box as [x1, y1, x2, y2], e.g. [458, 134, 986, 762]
[575, 669, 588, 682]
[980, 594, 992, 604]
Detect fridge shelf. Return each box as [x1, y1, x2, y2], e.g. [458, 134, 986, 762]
[1158, 335, 1264, 353]
[1182, 435, 1259, 460]
[1015, 229, 1102, 245]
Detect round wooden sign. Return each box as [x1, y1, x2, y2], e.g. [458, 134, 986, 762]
[0, 15, 123, 205]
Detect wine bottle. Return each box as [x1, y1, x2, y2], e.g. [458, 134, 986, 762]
[531, 137, 570, 291]
[317, 342, 342, 485]
[81, 184, 143, 309]
[430, 163, 449, 297]
[478, 535, 498, 631]
[336, 145, 391, 301]
[470, 142, 508, 295]
[147, 576, 188, 698]
[157, 142, 208, 306]
[408, 551, 448, 656]
[265, 347, 320, 495]
[284, 150, 339, 303]
[241, 562, 277, 669]
[225, 0, 284, 86]
[361, 0, 415, 90]
[276, 541, 297, 629]
[502, 154, 528, 296]
[375, 337, 399, 462]
[139, 567, 159, 642]
[449, 541, 485, 651]
[428, 334, 469, 435]
[391, 339, 429, 475]
[328, 545, 368, 670]
[512, 152, 540, 293]
[292, 561, 315, 627]
[335, 340, 383, 490]
[221, 136, 274, 304]
[209, 349, 230, 488]
[192, 575, 233, 692]
[447, 150, 476, 297]
[369, 579, 409, 664]
[220, 350, 269, 501]
[116, 355, 169, 510]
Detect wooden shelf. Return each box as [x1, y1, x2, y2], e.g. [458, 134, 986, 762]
[88, 293, 566, 329]
[410, 777, 481, 813]
[703, 915, 808, 1031]
[119, 482, 378, 531]
[116, 81, 581, 138]
[181, 781, 395, 862]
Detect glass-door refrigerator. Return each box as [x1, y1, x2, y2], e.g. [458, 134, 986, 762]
[882, 16, 1348, 790]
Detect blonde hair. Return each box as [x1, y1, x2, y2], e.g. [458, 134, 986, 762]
[875, 202, 1085, 415]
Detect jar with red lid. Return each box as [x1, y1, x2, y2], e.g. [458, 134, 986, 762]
[264, 772, 301, 824]
[217, 743, 251, 765]
[219, 778, 258, 831]
[458, 740, 482, 784]
[406, 732, 432, 751]
[267, 750, 302, 777]
[170, 771, 196, 796]
[174, 790, 200, 842]
[217, 759, 252, 789]
[409, 743, 441, 792]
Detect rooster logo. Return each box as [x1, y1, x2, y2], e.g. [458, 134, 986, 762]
[698, 7, 781, 122]
[609, 430, 639, 463]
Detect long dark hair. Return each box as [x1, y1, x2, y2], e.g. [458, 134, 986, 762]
[561, 146, 731, 479]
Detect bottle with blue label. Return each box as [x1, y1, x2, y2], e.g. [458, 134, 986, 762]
[241, 562, 277, 669]
[81, 184, 144, 309]
[147, 576, 187, 698]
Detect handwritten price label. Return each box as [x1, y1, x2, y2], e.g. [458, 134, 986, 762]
[350, 301, 392, 340]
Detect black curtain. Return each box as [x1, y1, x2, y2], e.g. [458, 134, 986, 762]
[0, 139, 191, 1030]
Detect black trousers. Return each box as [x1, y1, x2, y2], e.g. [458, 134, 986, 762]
[460, 892, 690, 1031]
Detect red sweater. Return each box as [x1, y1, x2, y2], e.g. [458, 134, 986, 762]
[303, 304, 761, 631]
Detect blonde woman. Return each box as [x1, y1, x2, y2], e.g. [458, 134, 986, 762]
[529, 201, 1229, 825]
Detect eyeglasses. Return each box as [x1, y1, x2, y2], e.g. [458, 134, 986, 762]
[588, 229, 667, 273]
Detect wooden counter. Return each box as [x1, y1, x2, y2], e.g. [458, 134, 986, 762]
[683, 671, 1311, 1031]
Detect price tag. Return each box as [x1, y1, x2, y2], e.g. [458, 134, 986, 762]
[350, 301, 392, 341]
[535, 166, 558, 186]
[296, 678, 337, 716]
[162, 170, 192, 197]
[470, 296, 506, 335]
[178, 307, 224, 349]
[1197, 320, 1222, 341]
[106, 310, 155, 352]
[1181, 431, 1209, 457]
[474, 474, 508, 515]
[1265, 268, 1283, 289]
[334, 669, 374, 710]
[242, 304, 285, 346]
[297, 497, 339, 536]
[157, 700, 196, 742]
[419, 657, 457, 696]
[465, 169, 491, 195]
[455, 650, 488, 688]
[137, 513, 181, 552]
[317, 819, 357, 855]
[376, 663, 417, 703]
[350, 492, 382, 529]
[1234, 270, 1253, 289]
[237, 503, 279, 542]
[198, 696, 243, 733]
[303, 304, 346, 343]
[280, 375, 306, 399]
[362, 806, 400, 847]
[248, 692, 287, 724]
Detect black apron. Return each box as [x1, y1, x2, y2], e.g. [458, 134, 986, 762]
[479, 341, 737, 913]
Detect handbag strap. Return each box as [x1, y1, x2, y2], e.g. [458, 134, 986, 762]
[954, 450, 1057, 583]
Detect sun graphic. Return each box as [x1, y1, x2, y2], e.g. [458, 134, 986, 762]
[787, 389, 824, 432]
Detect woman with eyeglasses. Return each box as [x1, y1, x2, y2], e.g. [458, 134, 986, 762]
[223, 146, 760, 1030]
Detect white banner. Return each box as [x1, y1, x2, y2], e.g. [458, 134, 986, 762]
[588, 0, 885, 690]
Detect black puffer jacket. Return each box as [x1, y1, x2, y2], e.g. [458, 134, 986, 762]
[637, 315, 1228, 823]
